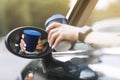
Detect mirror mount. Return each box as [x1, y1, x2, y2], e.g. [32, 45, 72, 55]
[41, 53, 64, 73]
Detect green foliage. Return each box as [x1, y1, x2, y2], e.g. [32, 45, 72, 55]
[0, 0, 70, 37]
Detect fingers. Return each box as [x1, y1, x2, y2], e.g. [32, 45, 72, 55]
[20, 39, 26, 51]
[48, 31, 60, 47]
[20, 34, 26, 51]
[46, 22, 61, 32]
[46, 22, 67, 49]
[48, 30, 64, 49]
[48, 28, 59, 44]
[22, 34, 24, 38]
[52, 35, 62, 49]
[36, 42, 43, 50]
[46, 22, 64, 48]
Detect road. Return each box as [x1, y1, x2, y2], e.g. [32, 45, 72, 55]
[0, 37, 32, 80]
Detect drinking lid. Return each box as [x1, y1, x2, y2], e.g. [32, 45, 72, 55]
[24, 30, 41, 36]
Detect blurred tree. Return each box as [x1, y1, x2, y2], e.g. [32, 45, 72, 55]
[0, 0, 70, 37]
[29, 0, 70, 28]
[0, 0, 8, 37]
[5, 0, 32, 31]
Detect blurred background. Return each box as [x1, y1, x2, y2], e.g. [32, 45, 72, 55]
[0, 0, 70, 37]
[0, 0, 120, 37]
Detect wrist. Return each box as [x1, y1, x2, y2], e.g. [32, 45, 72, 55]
[78, 26, 92, 42]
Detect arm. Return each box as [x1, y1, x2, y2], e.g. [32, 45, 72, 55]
[85, 32, 120, 48]
[46, 22, 120, 49]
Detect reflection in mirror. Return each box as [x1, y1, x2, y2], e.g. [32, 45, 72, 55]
[19, 36, 48, 56]
[5, 26, 51, 59]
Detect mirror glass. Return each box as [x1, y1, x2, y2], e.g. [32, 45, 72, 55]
[5, 26, 51, 59]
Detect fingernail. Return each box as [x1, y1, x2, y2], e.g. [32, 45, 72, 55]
[46, 27, 48, 31]
[23, 47, 26, 50]
[49, 44, 52, 47]
[49, 44, 51, 47]
[52, 45, 54, 49]
[24, 43, 26, 47]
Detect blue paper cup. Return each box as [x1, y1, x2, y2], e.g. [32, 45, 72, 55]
[23, 30, 41, 52]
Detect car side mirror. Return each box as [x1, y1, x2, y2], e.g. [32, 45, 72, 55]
[5, 26, 52, 59]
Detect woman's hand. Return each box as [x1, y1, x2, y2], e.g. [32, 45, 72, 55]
[20, 34, 26, 51]
[20, 34, 43, 52]
[46, 22, 80, 48]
